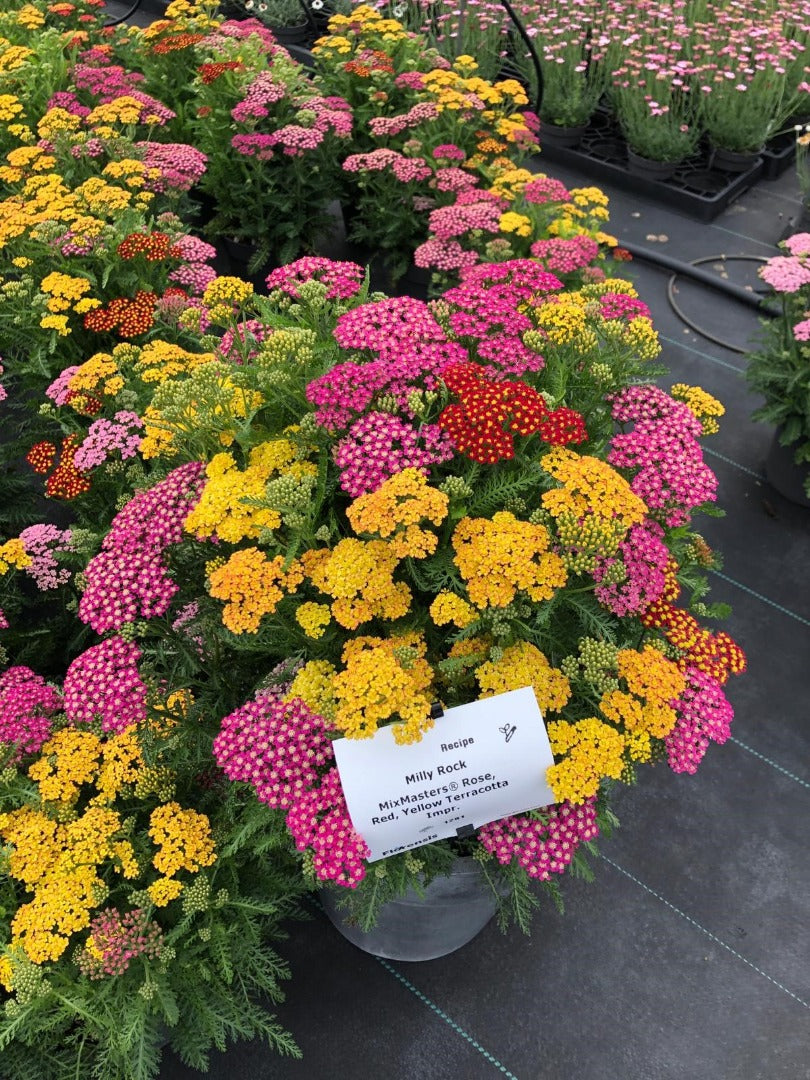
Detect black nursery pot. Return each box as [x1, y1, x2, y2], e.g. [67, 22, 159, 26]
[219, 237, 279, 291]
[765, 428, 810, 508]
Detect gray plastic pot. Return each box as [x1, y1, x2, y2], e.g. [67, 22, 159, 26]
[320, 857, 503, 962]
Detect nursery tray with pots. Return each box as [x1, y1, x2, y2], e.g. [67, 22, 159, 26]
[539, 110, 764, 223]
[760, 129, 797, 181]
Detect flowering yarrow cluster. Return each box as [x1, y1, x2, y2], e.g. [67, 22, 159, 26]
[592, 519, 669, 616]
[608, 384, 717, 526]
[265, 257, 366, 301]
[285, 768, 370, 888]
[79, 462, 206, 632]
[18, 524, 75, 590]
[0, 667, 63, 761]
[478, 798, 599, 880]
[334, 411, 454, 496]
[213, 695, 334, 809]
[77, 908, 163, 979]
[135, 141, 208, 193]
[73, 411, 143, 471]
[62, 636, 147, 733]
[664, 664, 734, 774]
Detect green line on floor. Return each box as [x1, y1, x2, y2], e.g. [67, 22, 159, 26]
[708, 223, 780, 250]
[729, 736, 810, 791]
[659, 335, 745, 373]
[703, 447, 764, 479]
[600, 856, 810, 1010]
[710, 569, 810, 627]
[376, 958, 520, 1079]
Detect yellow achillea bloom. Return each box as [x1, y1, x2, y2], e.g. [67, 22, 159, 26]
[541, 448, 647, 567]
[429, 591, 477, 629]
[36, 107, 82, 140]
[301, 538, 411, 629]
[499, 211, 532, 237]
[670, 383, 725, 435]
[346, 467, 449, 558]
[133, 340, 214, 383]
[184, 447, 284, 543]
[0, 538, 30, 574]
[286, 659, 337, 719]
[489, 166, 533, 200]
[74, 177, 133, 214]
[202, 275, 254, 322]
[452, 512, 567, 608]
[333, 636, 433, 744]
[149, 802, 216, 878]
[476, 642, 571, 713]
[534, 298, 597, 348]
[295, 601, 332, 639]
[546, 717, 626, 804]
[69, 352, 125, 398]
[207, 548, 304, 634]
[599, 645, 686, 753]
[15, 5, 44, 29]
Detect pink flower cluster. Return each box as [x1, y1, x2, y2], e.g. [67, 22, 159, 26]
[333, 295, 447, 352]
[0, 666, 63, 762]
[63, 637, 147, 733]
[608, 385, 717, 526]
[598, 292, 652, 322]
[265, 256, 366, 301]
[72, 62, 145, 102]
[18, 524, 75, 590]
[0, 359, 6, 404]
[46, 365, 81, 406]
[342, 148, 432, 183]
[218, 318, 271, 363]
[231, 72, 287, 121]
[523, 175, 571, 204]
[530, 235, 600, 274]
[759, 255, 810, 293]
[73, 411, 144, 471]
[213, 694, 334, 809]
[79, 462, 206, 633]
[593, 519, 669, 615]
[77, 908, 163, 980]
[136, 142, 208, 194]
[368, 101, 439, 136]
[665, 664, 734, 774]
[334, 412, 454, 496]
[478, 798, 600, 880]
[285, 768, 370, 888]
[46, 90, 91, 118]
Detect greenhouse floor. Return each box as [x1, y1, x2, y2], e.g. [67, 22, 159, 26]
[156, 148, 810, 1078]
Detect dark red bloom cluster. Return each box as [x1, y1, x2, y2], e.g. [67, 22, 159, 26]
[117, 231, 179, 262]
[64, 389, 103, 416]
[439, 363, 587, 464]
[83, 290, 157, 337]
[26, 441, 56, 475]
[45, 435, 91, 500]
[198, 61, 244, 84]
[344, 49, 395, 77]
[640, 600, 747, 684]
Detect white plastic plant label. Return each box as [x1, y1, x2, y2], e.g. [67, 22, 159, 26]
[332, 686, 558, 862]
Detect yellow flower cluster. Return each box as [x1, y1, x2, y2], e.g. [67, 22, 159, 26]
[546, 717, 626, 804]
[148, 802, 216, 906]
[28, 729, 102, 804]
[489, 167, 534, 200]
[476, 642, 571, 713]
[670, 383, 725, 435]
[0, 40, 33, 73]
[133, 340, 215, 383]
[69, 351, 125, 398]
[202, 275, 255, 322]
[102, 158, 157, 191]
[315, 5, 408, 52]
[452, 512, 567, 608]
[429, 591, 477, 628]
[346, 468, 449, 558]
[333, 636, 434, 744]
[302, 538, 411, 629]
[14, 5, 44, 30]
[499, 211, 532, 237]
[74, 177, 135, 215]
[599, 645, 686, 758]
[0, 537, 30, 574]
[86, 97, 149, 128]
[541, 448, 648, 567]
[207, 548, 304, 634]
[0, 95, 23, 123]
[534, 298, 598, 349]
[295, 601, 332, 639]
[286, 659, 337, 719]
[36, 107, 81, 141]
[184, 441, 302, 543]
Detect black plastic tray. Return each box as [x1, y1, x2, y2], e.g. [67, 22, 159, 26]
[760, 130, 796, 181]
[539, 111, 763, 223]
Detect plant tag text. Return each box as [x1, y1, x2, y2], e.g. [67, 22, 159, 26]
[332, 686, 557, 862]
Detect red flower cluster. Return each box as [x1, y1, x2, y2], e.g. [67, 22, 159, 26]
[344, 50, 395, 77]
[439, 363, 587, 464]
[64, 389, 103, 416]
[84, 290, 157, 337]
[152, 33, 204, 54]
[44, 435, 91, 500]
[117, 231, 180, 262]
[26, 442, 56, 475]
[198, 61, 244, 84]
[640, 599, 747, 684]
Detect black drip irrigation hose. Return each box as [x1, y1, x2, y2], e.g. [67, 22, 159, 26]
[619, 242, 778, 354]
[104, 0, 145, 27]
[497, 0, 543, 117]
